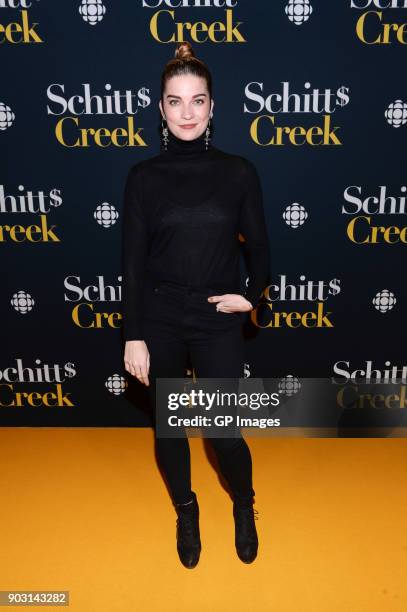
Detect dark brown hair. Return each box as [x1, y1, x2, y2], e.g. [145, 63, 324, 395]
[160, 42, 213, 102]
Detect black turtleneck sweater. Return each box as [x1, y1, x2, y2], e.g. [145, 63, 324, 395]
[121, 127, 271, 341]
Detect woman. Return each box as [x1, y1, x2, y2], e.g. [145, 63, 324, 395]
[122, 41, 270, 569]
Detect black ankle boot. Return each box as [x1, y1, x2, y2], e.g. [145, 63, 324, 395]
[175, 491, 201, 569]
[233, 497, 259, 563]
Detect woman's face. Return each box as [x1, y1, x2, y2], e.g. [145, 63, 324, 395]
[159, 74, 214, 141]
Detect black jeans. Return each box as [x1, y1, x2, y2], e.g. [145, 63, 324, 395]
[141, 278, 255, 505]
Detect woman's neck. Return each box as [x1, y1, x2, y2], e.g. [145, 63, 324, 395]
[163, 126, 213, 156]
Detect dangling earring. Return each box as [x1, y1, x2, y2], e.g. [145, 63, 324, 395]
[205, 115, 212, 150]
[161, 116, 169, 151]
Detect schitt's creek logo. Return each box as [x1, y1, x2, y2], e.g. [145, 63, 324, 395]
[342, 185, 407, 244]
[252, 274, 341, 329]
[0, 184, 62, 244]
[332, 360, 407, 409]
[351, 0, 407, 45]
[46, 83, 151, 148]
[64, 275, 124, 331]
[243, 81, 350, 147]
[141, 0, 246, 43]
[0, 0, 43, 45]
[0, 360, 75, 408]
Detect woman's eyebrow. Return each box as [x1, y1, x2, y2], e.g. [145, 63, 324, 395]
[166, 93, 207, 99]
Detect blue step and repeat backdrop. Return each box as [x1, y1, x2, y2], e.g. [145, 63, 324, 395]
[1, 1, 406, 426]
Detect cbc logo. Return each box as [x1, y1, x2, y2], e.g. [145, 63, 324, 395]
[11, 290, 35, 314]
[384, 100, 407, 128]
[105, 374, 127, 396]
[278, 375, 301, 397]
[79, 0, 107, 26]
[94, 203, 119, 228]
[283, 203, 309, 228]
[0, 102, 15, 131]
[372, 289, 396, 313]
[285, 0, 313, 25]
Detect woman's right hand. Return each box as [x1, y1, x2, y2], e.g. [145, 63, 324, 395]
[124, 340, 150, 386]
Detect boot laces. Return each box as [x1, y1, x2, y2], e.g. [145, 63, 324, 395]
[234, 506, 258, 544]
[234, 504, 259, 520]
[238, 507, 259, 519]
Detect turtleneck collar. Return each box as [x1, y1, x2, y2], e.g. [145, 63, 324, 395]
[164, 126, 211, 156]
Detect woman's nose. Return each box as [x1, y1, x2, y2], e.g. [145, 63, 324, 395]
[181, 106, 194, 118]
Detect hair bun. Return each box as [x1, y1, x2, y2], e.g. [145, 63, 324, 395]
[174, 42, 195, 61]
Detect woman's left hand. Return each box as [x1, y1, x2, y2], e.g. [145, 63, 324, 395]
[207, 293, 253, 313]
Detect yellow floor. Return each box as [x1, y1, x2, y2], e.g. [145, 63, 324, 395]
[0, 428, 406, 611]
